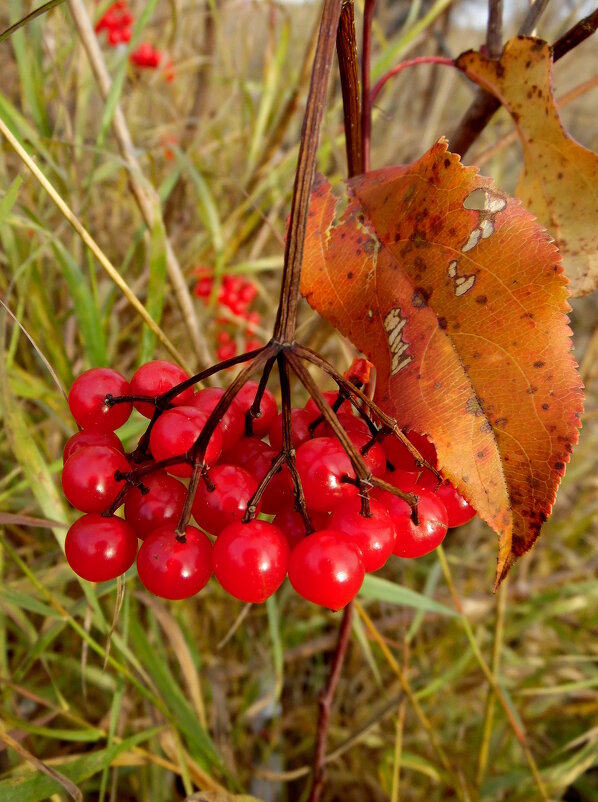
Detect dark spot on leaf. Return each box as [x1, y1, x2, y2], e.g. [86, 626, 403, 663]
[438, 317, 447, 330]
[480, 420, 493, 434]
[495, 417, 507, 427]
[554, 461, 564, 470]
[542, 403, 550, 410]
[444, 158, 450, 168]
[527, 385, 538, 394]
[475, 295, 488, 305]
[533, 360, 545, 368]
[347, 272, 353, 279]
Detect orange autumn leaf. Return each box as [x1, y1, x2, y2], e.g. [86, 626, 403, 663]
[301, 139, 583, 584]
[456, 36, 598, 298]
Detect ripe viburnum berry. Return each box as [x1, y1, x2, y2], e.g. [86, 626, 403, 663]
[192, 464, 259, 536]
[272, 507, 330, 550]
[435, 482, 476, 528]
[383, 430, 437, 471]
[68, 368, 132, 431]
[191, 388, 245, 450]
[329, 497, 396, 572]
[268, 408, 314, 451]
[129, 360, 194, 418]
[124, 471, 187, 539]
[65, 514, 138, 582]
[149, 406, 223, 476]
[62, 445, 130, 513]
[234, 381, 278, 437]
[137, 526, 213, 600]
[374, 486, 449, 558]
[288, 530, 365, 610]
[295, 437, 357, 512]
[63, 430, 124, 463]
[212, 520, 289, 603]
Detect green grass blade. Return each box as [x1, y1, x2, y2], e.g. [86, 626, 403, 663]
[360, 574, 458, 617]
[52, 242, 107, 367]
[140, 211, 167, 363]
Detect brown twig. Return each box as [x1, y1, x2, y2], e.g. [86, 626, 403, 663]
[336, 0, 363, 176]
[273, 0, 344, 343]
[486, 0, 504, 58]
[308, 601, 354, 802]
[361, 0, 376, 172]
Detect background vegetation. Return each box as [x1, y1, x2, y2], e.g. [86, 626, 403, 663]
[0, 1, 597, 800]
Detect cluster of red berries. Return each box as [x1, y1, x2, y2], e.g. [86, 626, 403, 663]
[61, 362, 476, 610]
[95, 0, 133, 46]
[195, 269, 262, 361]
[95, 2, 174, 79]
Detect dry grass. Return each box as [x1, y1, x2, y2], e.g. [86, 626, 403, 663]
[0, 1, 598, 800]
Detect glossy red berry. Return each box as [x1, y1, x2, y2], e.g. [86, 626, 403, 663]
[234, 381, 278, 437]
[383, 430, 437, 471]
[295, 437, 357, 512]
[129, 360, 194, 418]
[374, 487, 448, 558]
[62, 446, 130, 513]
[288, 530, 364, 610]
[304, 391, 353, 419]
[124, 471, 187, 539]
[212, 521, 289, 603]
[234, 439, 293, 514]
[273, 507, 330, 550]
[149, 406, 223, 477]
[192, 464, 259, 535]
[435, 482, 476, 528]
[137, 525, 212, 600]
[191, 388, 245, 450]
[68, 368, 132, 431]
[65, 514, 138, 582]
[329, 497, 396, 572]
[349, 430, 387, 477]
[319, 412, 371, 439]
[63, 429, 124, 464]
[268, 408, 314, 451]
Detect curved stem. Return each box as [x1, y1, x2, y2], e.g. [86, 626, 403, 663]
[308, 601, 354, 802]
[370, 56, 456, 106]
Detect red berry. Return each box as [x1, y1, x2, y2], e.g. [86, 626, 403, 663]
[268, 408, 314, 451]
[435, 482, 476, 528]
[318, 412, 371, 439]
[349, 430, 386, 477]
[124, 471, 187, 539]
[68, 368, 132, 431]
[234, 381, 278, 437]
[329, 497, 396, 572]
[213, 521, 289, 603]
[137, 525, 212, 600]
[272, 507, 330, 550]
[62, 445, 130, 513]
[239, 440, 293, 514]
[63, 430, 124, 464]
[107, 27, 122, 45]
[304, 391, 353, 419]
[129, 360, 194, 419]
[149, 406, 223, 477]
[385, 467, 437, 493]
[383, 430, 437, 471]
[192, 464, 259, 536]
[295, 437, 357, 512]
[374, 487, 448, 558]
[288, 530, 364, 610]
[65, 514, 138, 582]
[191, 388, 245, 450]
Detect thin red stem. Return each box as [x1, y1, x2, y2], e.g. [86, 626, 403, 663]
[370, 56, 456, 106]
